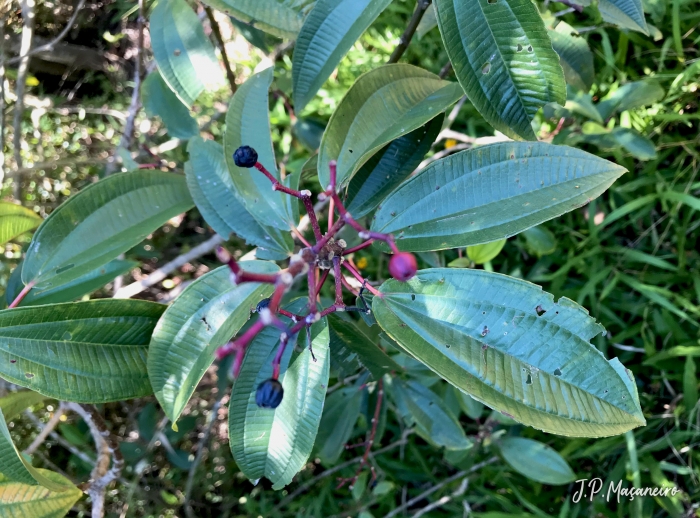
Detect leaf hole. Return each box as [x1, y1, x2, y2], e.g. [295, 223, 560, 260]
[525, 373, 532, 385]
[535, 305, 546, 316]
[604, 389, 608, 393]
[25, 372, 34, 379]
[349, 149, 353, 153]
[445, 344, 451, 349]
[487, 0, 497, 3]
[516, 44, 523, 52]
[9, 359, 16, 364]
[527, 45, 533, 52]
[481, 326, 489, 337]
[411, 294, 416, 301]
[554, 368, 562, 376]
[55, 263, 75, 274]
[481, 62, 491, 74]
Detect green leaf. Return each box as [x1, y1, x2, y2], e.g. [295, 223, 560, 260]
[345, 115, 444, 219]
[0, 409, 75, 492]
[597, 80, 664, 119]
[142, 70, 199, 139]
[0, 299, 164, 403]
[548, 21, 594, 92]
[0, 202, 41, 246]
[7, 259, 137, 308]
[393, 380, 471, 450]
[21, 171, 193, 292]
[372, 269, 646, 437]
[611, 128, 657, 161]
[467, 239, 507, 265]
[150, 0, 224, 107]
[314, 385, 363, 464]
[292, 0, 392, 110]
[498, 437, 576, 485]
[293, 118, 325, 151]
[451, 386, 484, 420]
[565, 89, 603, 123]
[434, 0, 566, 141]
[0, 469, 82, 515]
[683, 357, 698, 411]
[185, 137, 293, 259]
[598, 0, 649, 35]
[224, 68, 296, 230]
[318, 64, 463, 189]
[0, 391, 47, 421]
[328, 315, 401, 379]
[521, 226, 557, 257]
[149, 262, 278, 422]
[229, 318, 330, 488]
[417, 3, 438, 39]
[371, 142, 626, 252]
[202, 0, 314, 39]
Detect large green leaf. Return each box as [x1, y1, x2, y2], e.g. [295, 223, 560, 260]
[142, 70, 199, 139]
[186, 137, 293, 260]
[224, 68, 295, 231]
[327, 314, 401, 379]
[0, 409, 76, 492]
[149, 262, 278, 423]
[229, 318, 330, 488]
[292, 0, 392, 111]
[344, 115, 443, 219]
[202, 0, 315, 39]
[7, 259, 137, 308]
[597, 80, 664, 119]
[318, 64, 463, 189]
[150, 0, 224, 107]
[498, 437, 576, 485]
[0, 469, 82, 515]
[0, 202, 41, 246]
[548, 21, 594, 92]
[434, 0, 566, 141]
[372, 269, 646, 437]
[0, 391, 47, 421]
[314, 385, 363, 464]
[0, 300, 164, 403]
[21, 171, 193, 292]
[598, 0, 649, 35]
[392, 379, 471, 450]
[370, 143, 626, 252]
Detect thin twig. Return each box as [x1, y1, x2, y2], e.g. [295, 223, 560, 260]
[24, 409, 97, 467]
[184, 398, 223, 518]
[12, 0, 36, 200]
[204, 6, 236, 94]
[114, 234, 224, 299]
[411, 478, 469, 518]
[7, 0, 87, 65]
[25, 404, 66, 455]
[388, 0, 432, 64]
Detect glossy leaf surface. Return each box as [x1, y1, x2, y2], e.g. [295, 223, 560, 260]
[598, 0, 649, 34]
[202, 0, 315, 39]
[548, 21, 594, 92]
[142, 71, 199, 139]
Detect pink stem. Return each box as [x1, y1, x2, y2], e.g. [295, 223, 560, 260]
[342, 262, 381, 297]
[343, 239, 374, 255]
[8, 281, 35, 309]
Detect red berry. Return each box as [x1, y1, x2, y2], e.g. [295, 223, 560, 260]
[389, 252, 417, 281]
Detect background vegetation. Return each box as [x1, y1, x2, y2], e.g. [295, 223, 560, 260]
[0, 0, 699, 516]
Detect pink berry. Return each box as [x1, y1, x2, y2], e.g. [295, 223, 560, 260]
[389, 252, 417, 281]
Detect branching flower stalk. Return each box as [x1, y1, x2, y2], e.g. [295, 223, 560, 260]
[215, 146, 417, 408]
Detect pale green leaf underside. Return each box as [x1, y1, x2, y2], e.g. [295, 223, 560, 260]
[598, 0, 649, 35]
[318, 64, 463, 189]
[21, 171, 193, 291]
[0, 202, 42, 246]
[1, 410, 77, 492]
[142, 71, 199, 139]
[293, 0, 392, 110]
[224, 68, 295, 231]
[0, 469, 82, 517]
[0, 391, 46, 422]
[186, 137, 293, 259]
[149, 262, 278, 423]
[499, 436, 576, 485]
[150, 0, 224, 107]
[371, 142, 626, 252]
[201, 0, 314, 39]
[229, 319, 330, 488]
[417, 3, 438, 39]
[548, 22, 594, 92]
[434, 0, 566, 140]
[0, 300, 164, 403]
[373, 269, 646, 437]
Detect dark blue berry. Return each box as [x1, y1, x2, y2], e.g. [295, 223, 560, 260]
[256, 298, 271, 313]
[256, 378, 284, 409]
[233, 146, 259, 168]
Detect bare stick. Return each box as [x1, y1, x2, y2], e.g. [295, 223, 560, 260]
[411, 478, 469, 518]
[204, 6, 236, 93]
[66, 403, 125, 518]
[388, 0, 432, 64]
[12, 0, 36, 200]
[25, 404, 66, 455]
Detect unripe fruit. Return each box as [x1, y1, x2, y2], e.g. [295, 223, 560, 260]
[256, 378, 284, 409]
[233, 145, 259, 168]
[388, 252, 417, 281]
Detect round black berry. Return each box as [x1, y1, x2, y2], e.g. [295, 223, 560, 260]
[256, 378, 284, 409]
[256, 298, 271, 313]
[233, 146, 259, 168]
